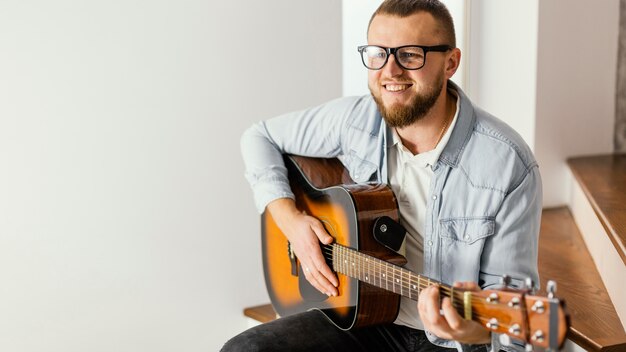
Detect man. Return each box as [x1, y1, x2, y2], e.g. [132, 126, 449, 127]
[224, 0, 541, 351]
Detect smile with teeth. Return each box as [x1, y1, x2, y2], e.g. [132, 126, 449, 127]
[385, 84, 412, 92]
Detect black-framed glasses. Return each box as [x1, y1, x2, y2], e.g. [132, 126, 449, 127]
[357, 44, 452, 70]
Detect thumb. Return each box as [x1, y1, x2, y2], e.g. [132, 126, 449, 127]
[311, 221, 333, 244]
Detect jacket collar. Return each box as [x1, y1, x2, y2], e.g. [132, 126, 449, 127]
[438, 80, 475, 168]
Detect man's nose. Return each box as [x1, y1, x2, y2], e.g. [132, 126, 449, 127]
[382, 54, 404, 76]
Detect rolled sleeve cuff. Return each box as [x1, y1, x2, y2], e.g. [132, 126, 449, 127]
[251, 177, 295, 214]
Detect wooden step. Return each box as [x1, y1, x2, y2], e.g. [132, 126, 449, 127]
[539, 207, 626, 351]
[568, 154, 626, 265]
[567, 154, 626, 327]
[243, 304, 277, 324]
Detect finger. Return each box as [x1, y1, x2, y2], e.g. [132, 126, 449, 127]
[422, 287, 456, 339]
[317, 261, 339, 290]
[310, 266, 338, 296]
[441, 297, 463, 331]
[421, 286, 443, 324]
[309, 221, 338, 289]
[302, 263, 334, 296]
[453, 281, 480, 291]
[311, 221, 334, 245]
[308, 240, 339, 290]
[304, 245, 338, 295]
[310, 254, 338, 295]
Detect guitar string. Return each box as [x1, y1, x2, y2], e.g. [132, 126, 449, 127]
[321, 245, 465, 297]
[322, 245, 510, 308]
[320, 245, 521, 310]
[321, 247, 494, 312]
[319, 246, 524, 328]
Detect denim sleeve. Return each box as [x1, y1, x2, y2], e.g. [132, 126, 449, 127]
[240, 97, 356, 213]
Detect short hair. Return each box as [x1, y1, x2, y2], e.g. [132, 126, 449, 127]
[368, 0, 456, 47]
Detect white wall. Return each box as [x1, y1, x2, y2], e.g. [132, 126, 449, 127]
[535, 0, 619, 206]
[467, 0, 539, 149]
[0, 1, 341, 351]
[342, 0, 381, 97]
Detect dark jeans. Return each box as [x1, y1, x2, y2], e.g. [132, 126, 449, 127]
[222, 310, 489, 352]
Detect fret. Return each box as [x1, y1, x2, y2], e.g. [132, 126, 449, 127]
[418, 276, 421, 295]
[383, 265, 389, 291]
[377, 259, 380, 288]
[360, 253, 364, 282]
[336, 245, 341, 273]
[358, 252, 362, 282]
[346, 248, 352, 277]
[354, 251, 359, 281]
[407, 272, 413, 299]
[353, 251, 358, 281]
[341, 246, 345, 275]
[352, 249, 355, 278]
[391, 263, 395, 293]
[341, 246, 346, 274]
[350, 252, 358, 278]
[399, 268, 403, 296]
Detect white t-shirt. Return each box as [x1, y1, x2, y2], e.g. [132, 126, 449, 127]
[388, 93, 460, 330]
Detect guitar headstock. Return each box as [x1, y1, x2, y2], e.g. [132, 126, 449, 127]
[468, 280, 569, 350]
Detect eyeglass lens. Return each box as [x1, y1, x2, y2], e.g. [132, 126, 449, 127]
[361, 46, 426, 70]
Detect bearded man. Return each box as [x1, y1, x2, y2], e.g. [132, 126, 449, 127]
[224, 0, 541, 351]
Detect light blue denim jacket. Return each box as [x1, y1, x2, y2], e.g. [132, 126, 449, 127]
[241, 81, 542, 351]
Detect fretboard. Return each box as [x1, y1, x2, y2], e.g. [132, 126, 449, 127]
[324, 243, 460, 306]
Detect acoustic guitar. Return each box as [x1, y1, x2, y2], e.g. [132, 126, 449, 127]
[261, 155, 569, 350]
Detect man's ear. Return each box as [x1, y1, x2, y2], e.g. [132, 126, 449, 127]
[445, 48, 461, 79]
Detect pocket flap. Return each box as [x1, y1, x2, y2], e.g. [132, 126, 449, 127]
[440, 218, 495, 244]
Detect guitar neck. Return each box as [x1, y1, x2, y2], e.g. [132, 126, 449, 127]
[325, 243, 464, 313]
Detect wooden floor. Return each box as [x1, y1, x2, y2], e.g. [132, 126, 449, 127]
[245, 207, 626, 351]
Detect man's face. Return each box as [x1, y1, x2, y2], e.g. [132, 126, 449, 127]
[367, 12, 451, 127]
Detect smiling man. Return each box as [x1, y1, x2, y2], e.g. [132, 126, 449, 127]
[224, 1, 541, 351]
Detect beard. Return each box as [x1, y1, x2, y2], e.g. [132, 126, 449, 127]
[371, 73, 445, 128]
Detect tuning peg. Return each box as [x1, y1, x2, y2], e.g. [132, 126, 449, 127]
[524, 277, 535, 293]
[498, 333, 511, 346]
[500, 274, 511, 287]
[547, 280, 557, 299]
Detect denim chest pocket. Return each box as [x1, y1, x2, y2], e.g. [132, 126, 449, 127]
[439, 218, 495, 244]
[346, 150, 377, 183]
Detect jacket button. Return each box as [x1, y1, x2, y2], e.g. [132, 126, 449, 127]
[432, 195, 437, 200]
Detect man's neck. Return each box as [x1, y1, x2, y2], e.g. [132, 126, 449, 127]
[395, 89, 457, 155]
